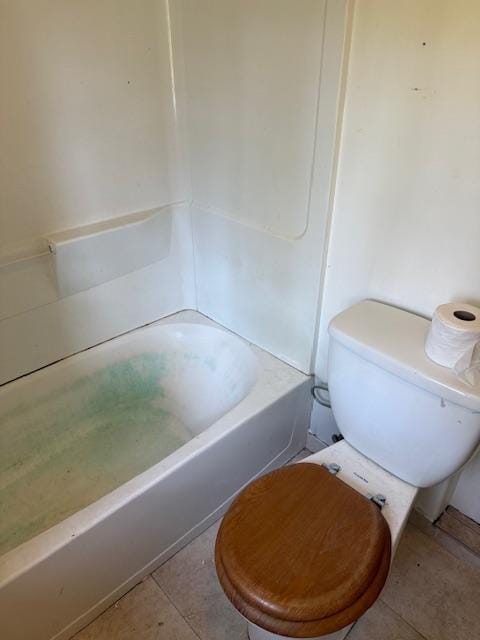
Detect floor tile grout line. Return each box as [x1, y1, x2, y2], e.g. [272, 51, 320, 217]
[149, 573, 203, 640]
[448, 516, 480, 534]
[379, 597, 430, 640]
[437, 532, 480, 559]
[344, 621, 357, 638]
[436, 524, 480, 553]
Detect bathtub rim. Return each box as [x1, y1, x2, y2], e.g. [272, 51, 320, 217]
[0, 317, 259, 405]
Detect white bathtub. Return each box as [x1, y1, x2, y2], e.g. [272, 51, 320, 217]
[0, 311, 311, 640]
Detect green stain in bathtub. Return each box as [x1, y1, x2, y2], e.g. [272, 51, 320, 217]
[204, 356, 217, 372]
[0, 353, 192, 557]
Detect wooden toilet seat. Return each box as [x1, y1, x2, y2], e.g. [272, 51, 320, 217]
[215, 463, 391, 638]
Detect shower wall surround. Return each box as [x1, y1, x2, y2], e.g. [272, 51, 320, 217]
[0, 0, 193, 383]
[1, 0, 187, 255]
[179, 0, 351, 371]
[0, 0, 351, 382]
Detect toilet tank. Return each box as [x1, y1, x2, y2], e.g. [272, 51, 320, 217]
[328, 300, 480, 488]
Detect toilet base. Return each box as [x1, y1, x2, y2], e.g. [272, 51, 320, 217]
[247, 621, 353, 640]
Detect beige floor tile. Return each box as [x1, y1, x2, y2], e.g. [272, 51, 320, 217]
[73, 577, 199, 640]
[382, 523, 480, 640]
[183, 592, 249, 640]
[153, 521, 248, 640]
[347, 600, 424, 640]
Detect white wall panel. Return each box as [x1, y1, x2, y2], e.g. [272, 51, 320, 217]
[180, 0, 351, 371]
[0, 0, 187, 259]
[315, 0, 480, 380]
[192, 207, 319, 371]
[451, 452, 480, 523]
[181, 0, 326, 238]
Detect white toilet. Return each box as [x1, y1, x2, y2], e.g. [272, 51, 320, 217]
[215, 300, 480, 640]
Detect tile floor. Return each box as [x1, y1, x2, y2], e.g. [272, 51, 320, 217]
[74, 452, 480, 640]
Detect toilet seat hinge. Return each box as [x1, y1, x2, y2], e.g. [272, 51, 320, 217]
[367, 493, 387, 509]
[322, 462, 341, 475]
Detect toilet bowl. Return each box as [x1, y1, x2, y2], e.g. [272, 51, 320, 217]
[214, 301, 480, 639]
[215, 441, 417, 640]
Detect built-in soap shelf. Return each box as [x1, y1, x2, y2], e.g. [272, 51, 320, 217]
[45, 206, 172, 298]
[0, 206, 172, 320]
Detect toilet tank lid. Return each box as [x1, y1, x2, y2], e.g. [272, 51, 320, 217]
[328, 300, 480, 413]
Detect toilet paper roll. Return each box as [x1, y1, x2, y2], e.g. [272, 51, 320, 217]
[425, 302, 480, 369]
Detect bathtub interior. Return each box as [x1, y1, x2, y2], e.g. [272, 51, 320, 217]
[0, 322, 257, 558]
